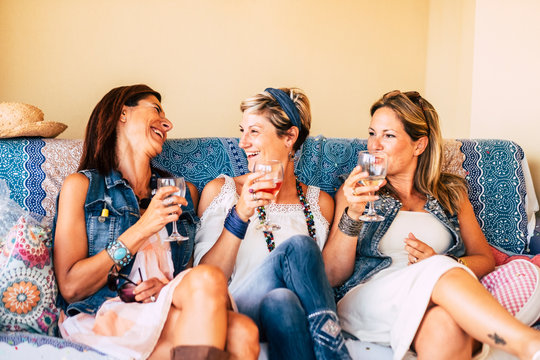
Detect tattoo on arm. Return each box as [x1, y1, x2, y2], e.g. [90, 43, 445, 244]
[488, 333, 506, 345]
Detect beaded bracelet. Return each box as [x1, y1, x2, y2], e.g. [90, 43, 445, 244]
[337, 207, 363, 237]
[224, 205, 250, 240]
[106, 239, 133, 267]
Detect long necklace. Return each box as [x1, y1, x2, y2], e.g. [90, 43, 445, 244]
[256, 177, 316, 252]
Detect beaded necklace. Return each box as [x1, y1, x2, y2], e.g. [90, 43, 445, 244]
[256, 177, 316, 252]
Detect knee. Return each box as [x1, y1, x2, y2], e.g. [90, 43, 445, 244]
[417, 306, 469, 347]
[283, 235, 320, 257]
[176, 265, 228, 304]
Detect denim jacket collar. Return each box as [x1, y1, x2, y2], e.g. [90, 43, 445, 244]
[104, 170, 129, 189]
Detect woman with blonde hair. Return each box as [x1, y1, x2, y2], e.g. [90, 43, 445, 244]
[195, 87, 351, 359]
[323, 90, 540, 360]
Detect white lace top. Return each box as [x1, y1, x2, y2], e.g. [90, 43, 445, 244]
[194, 175, 329, 293]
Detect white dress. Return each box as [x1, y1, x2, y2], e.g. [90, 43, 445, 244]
[338, 211, 476, 360]
[59, 227, 190, 360]
[194, 175, 329, 293]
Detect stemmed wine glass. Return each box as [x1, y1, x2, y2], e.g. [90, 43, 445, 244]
[357, 151, 387, 222]
[253, 160, 284, 231]
[157, 177, 189, 241]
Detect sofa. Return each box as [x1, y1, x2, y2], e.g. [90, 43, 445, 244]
[0, 136, 539, 360]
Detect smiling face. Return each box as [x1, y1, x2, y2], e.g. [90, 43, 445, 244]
[238, 111, 291, 171]
[119, 95, 172, 157]
[368, 106, 427, 177]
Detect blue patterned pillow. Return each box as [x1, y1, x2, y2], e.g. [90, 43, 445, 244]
[0, 216, 58, 335]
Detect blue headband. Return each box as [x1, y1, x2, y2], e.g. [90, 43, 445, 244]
[264, 88, 302, 130]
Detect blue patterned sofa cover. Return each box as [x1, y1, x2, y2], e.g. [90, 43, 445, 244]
[0, 136, 538, 359]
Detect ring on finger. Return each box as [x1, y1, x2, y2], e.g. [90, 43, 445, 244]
[251, 192, 257, 201]
[413, 257, 418, 263]
[150, 295, 156, 302]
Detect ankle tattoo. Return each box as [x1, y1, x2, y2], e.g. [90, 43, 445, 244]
[487, 333, 506, 345]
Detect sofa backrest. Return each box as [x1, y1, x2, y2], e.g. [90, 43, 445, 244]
[0, 136, 535, 254]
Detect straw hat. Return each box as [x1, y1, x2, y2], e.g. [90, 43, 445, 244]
[0, 102, 67, 138]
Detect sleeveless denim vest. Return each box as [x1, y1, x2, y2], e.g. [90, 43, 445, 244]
[53, 169, 198, 316]
[334, 193, 466, 301]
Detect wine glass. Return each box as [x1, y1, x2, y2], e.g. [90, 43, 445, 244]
[157, 177, 189, 241]
[357, 151, 387, 222]
[253, 160, 284, 231]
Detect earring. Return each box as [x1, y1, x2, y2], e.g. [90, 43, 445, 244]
[289, 151, 295, 160]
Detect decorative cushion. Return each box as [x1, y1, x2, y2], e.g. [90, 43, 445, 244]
[0, 216, 59, 335]
[481, 259, 540, 326]
[461, 140, 530, 254]
[489, 245, 540, 267]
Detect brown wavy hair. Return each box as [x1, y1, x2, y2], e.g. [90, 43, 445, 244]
[78, 84, 161, 174]
[370, 90, 467, 215]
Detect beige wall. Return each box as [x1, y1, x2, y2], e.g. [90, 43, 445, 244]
[2, 0, 540, 199]
[0, 0, 429, 140]
[470, 0, 540, 199]
[424, 0, 475, 139]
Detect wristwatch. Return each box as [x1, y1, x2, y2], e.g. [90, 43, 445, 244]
[446, 254, 467, 267]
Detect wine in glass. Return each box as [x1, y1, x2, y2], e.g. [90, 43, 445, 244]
[357, 151, 387, 222]
[253, 160, 284, 231]
[157, 177, 189, 241]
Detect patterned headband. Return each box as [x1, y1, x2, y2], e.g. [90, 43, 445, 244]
[264, 88, 302, 130]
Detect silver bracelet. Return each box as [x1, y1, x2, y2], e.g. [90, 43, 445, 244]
[106, 239, 133, 267]
[337, 207, 363, 237]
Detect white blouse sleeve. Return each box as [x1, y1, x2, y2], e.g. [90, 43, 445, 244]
[194, 175, 238, 265]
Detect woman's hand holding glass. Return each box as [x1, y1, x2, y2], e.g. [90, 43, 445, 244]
[250, 160, 284, 231]
[134, 184, 187, 241]
[356, 151, 388, 221]
[342, 165, 385, 219]
[157, 177, 189, 242]
[233, 172, 270, 221]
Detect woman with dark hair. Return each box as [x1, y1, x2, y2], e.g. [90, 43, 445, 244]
[323, 90, 540, 360]
[54, 84, 258, 360]
[195, 87, 351, 360]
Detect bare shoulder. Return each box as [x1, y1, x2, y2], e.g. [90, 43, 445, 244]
[59, 173, 89, 201]
[318, 188, 335, 224]
[198, 177, 227, 216]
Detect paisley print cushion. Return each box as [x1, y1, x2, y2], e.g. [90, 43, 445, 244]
[0, 216, 58, 335]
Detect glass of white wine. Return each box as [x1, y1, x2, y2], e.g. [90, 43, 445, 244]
[357, 151, 387, 222]
[157, 177, 189, 241]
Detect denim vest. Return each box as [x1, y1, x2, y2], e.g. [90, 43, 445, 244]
[53, 169, 198, 316]
[334, 193, 466, 301]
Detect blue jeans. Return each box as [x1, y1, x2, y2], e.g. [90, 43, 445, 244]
[231, 235, 343, 360]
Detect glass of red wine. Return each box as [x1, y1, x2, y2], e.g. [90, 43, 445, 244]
[253, 160, 284, 231]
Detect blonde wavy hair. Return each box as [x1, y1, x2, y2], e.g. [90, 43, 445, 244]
[240, 87, 311, 151]
[370, 90, 467, 215]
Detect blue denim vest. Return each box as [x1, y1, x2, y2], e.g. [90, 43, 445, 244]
[53, 169, 198, 316]
[334, 193, 466, 301]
